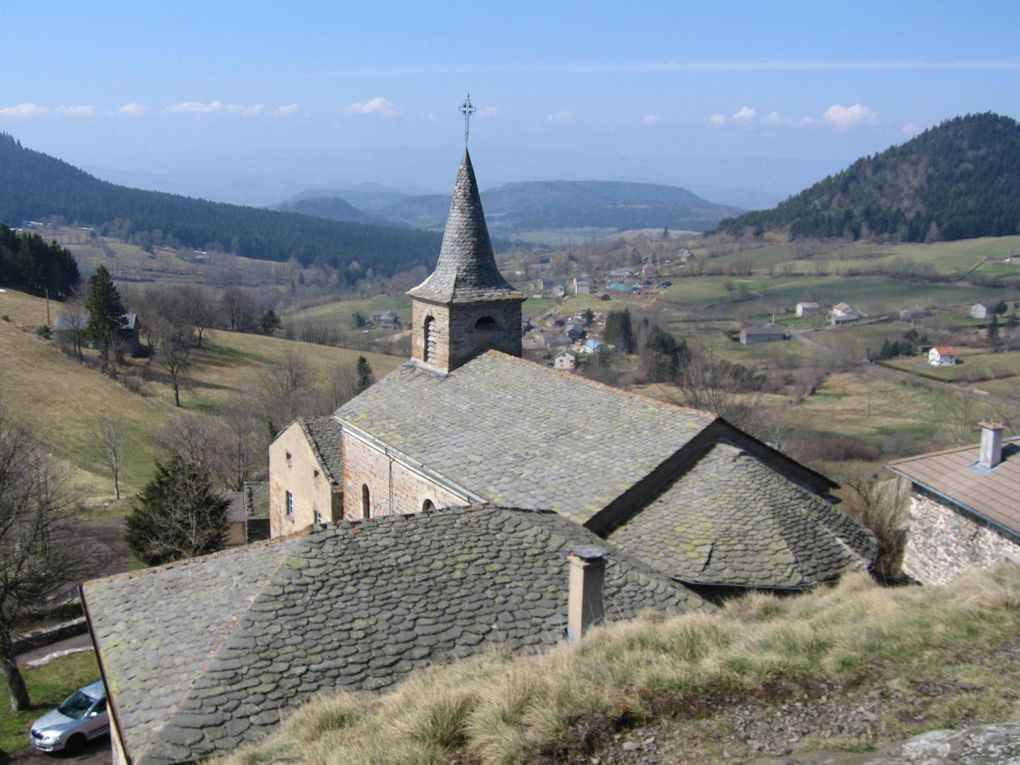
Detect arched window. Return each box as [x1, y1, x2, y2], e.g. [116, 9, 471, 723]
[361, 484, 371, 519]
[422, 499, 435, 512]
[475, 316, 497, 330]
[423, 316, 436, 362]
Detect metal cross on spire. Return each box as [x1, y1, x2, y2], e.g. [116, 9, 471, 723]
[459, 94, 476, 147]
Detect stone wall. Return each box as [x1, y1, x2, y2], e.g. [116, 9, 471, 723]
[903, 492, 1020, 586]
[412, 297, 522, 372]
[342, 431, 470, 519]
[269, 423, 342, 537]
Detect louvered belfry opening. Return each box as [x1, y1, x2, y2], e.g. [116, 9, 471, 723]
[423, 316, 437, 363]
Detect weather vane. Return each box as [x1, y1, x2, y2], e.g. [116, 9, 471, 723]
[459, 94, 476, 147]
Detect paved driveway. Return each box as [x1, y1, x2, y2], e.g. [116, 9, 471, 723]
[2, 735, 110, 765]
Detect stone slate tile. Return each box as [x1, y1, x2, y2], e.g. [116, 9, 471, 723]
[336, 351, 713, 525]
[84, 505, 710, 765]
[608, 443, 878, 589]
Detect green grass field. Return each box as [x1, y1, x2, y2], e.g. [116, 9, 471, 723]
[288, 294, 412, 327]
[885, 349, 1020, 384]
[0, 651, 101, 754]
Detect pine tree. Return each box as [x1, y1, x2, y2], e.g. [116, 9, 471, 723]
[125, 457, 229, 565]
[604, 310, 636, 354]
[356, 356, 375, 392]
[84, 264, 125, 364]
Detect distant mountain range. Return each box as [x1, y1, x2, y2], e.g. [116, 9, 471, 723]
[716, 113, 1020, 242]
[0, 134, 441, 279]
[287, 180, 743, 239]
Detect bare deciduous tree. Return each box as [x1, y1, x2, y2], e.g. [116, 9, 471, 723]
[57, 290, 87, 361]
[836, 470, 911, 582]
[90, 417, 130, 500]
[0, 405, 80, 711]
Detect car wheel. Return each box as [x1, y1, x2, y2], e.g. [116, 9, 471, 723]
[63, 734, 86, 756]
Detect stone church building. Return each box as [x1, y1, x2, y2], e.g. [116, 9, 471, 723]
[83, 148, 879, 765]
[270, 149, 877, 595]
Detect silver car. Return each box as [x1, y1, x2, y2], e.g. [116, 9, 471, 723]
[29, 680, 109, 754]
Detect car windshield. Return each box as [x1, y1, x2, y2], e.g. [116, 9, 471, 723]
[57, 691, 94, 720]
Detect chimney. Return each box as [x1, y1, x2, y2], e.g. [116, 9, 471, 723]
[567, 545, 608, 642]
[979, 422, 1005, 469]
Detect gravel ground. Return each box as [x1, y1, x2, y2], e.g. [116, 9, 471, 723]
[575, 674, 997, 765]
[2, 736, 111, 765]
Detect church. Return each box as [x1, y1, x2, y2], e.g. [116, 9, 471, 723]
[269, 148, 877, 595]
[82, 147, 877, 765]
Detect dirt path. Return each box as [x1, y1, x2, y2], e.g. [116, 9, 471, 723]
[2, 735, 110, 765]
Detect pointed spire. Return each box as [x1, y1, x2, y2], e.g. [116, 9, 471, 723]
[408, 149, 522, 304]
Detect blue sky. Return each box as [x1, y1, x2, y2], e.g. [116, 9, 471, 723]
[3, 0, 1019, 206]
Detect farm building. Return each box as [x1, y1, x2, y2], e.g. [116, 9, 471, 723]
[928, 346, 957, 366]
[795, 301, 820, 317]
[574, 276, 595, 294]
[970, 300, 1004, 319]
[739, 325, 787, 345]
[888, 423, 1020, 586]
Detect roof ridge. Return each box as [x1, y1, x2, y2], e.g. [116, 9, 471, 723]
[887, 434, 1020, 466]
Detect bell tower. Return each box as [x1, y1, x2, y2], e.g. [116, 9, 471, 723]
[407, 98, 524, 373]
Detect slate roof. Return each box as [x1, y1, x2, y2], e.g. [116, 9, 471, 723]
[83, 505, 708, 765]
[244, 481, 270, 519]
[608, 443, 877, 589]
[742, 325, 787, 337]
[222, 490, 246, 524]
[407, 150, 523, 304]
[300, 416, 344, 484]
[887, 436, 1020, 542]
[336, 351, 714, 525]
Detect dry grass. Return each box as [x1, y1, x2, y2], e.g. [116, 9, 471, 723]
[217, 566, 1020, 765]
[0, 290, 402, 501]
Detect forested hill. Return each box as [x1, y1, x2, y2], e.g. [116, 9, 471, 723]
[373, 180, 742, 235]
[277, 196, 396, 227]
[0, 134, 441, 279]
[715, 113, 1020, 242]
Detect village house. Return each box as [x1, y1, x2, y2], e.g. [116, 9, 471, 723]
[573, 275, 595, 294]
[970, 299, 1003, 320]
[371, 309, 400, 328]
[830, 302, 861, 325]
[739, 325, 787, 345]
[564, 319, 586, 341]
[887, 423, 1020, 586]
[83, 148, 877, 765]
[553, 348, 577, 370]
[795, 301, 820, 317]
[220, 482, 270, 545]
[268, 417, 343, 534]
[53, 311, 143, 356]
[928, 345, 958, 366]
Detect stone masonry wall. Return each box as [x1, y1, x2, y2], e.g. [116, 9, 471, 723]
[412, 298, 522, 372]
[269, 423, 342, 537]
[342, 433, 469, 519]
[903, 493, 1020, 586]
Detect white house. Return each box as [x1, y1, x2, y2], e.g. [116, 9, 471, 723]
[928, 346, 958, 366]
[970, 300, 1001, 320]
[553, 348, 577, 371]
[830, 303, 861, 325]
[795, 301, 821, 317]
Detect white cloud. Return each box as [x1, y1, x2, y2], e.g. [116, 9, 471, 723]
[642, 114, 663, 125]
[0, 103, 49, 117]
[346, 96, 397, 116]
[165, 100, 265, 116]
[761, 110, 785, 126]
[546, 109, 573, 122]
[823, 103, 876, 130]
[477, 106, 498, 118]
[275, 103, 299, 116]
[901, 121, 921, 136]
[708, 113, 728, 126]
[118, 102, 149, 116]
[732, 105, 756, 121]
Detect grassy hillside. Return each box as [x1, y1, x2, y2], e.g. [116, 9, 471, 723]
[0, 289, 401, 501]
[219, 565, 1020, 765]
[717, 113, 1020, 241]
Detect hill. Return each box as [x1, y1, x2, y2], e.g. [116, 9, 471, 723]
[284, 183, 412, 211]
[373, 180, 743, 237]
[0, 134, 441, 281]
[716, 113, 1020, 242]
[0, 289, 402, 501]
[277, 196, 397, 226]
